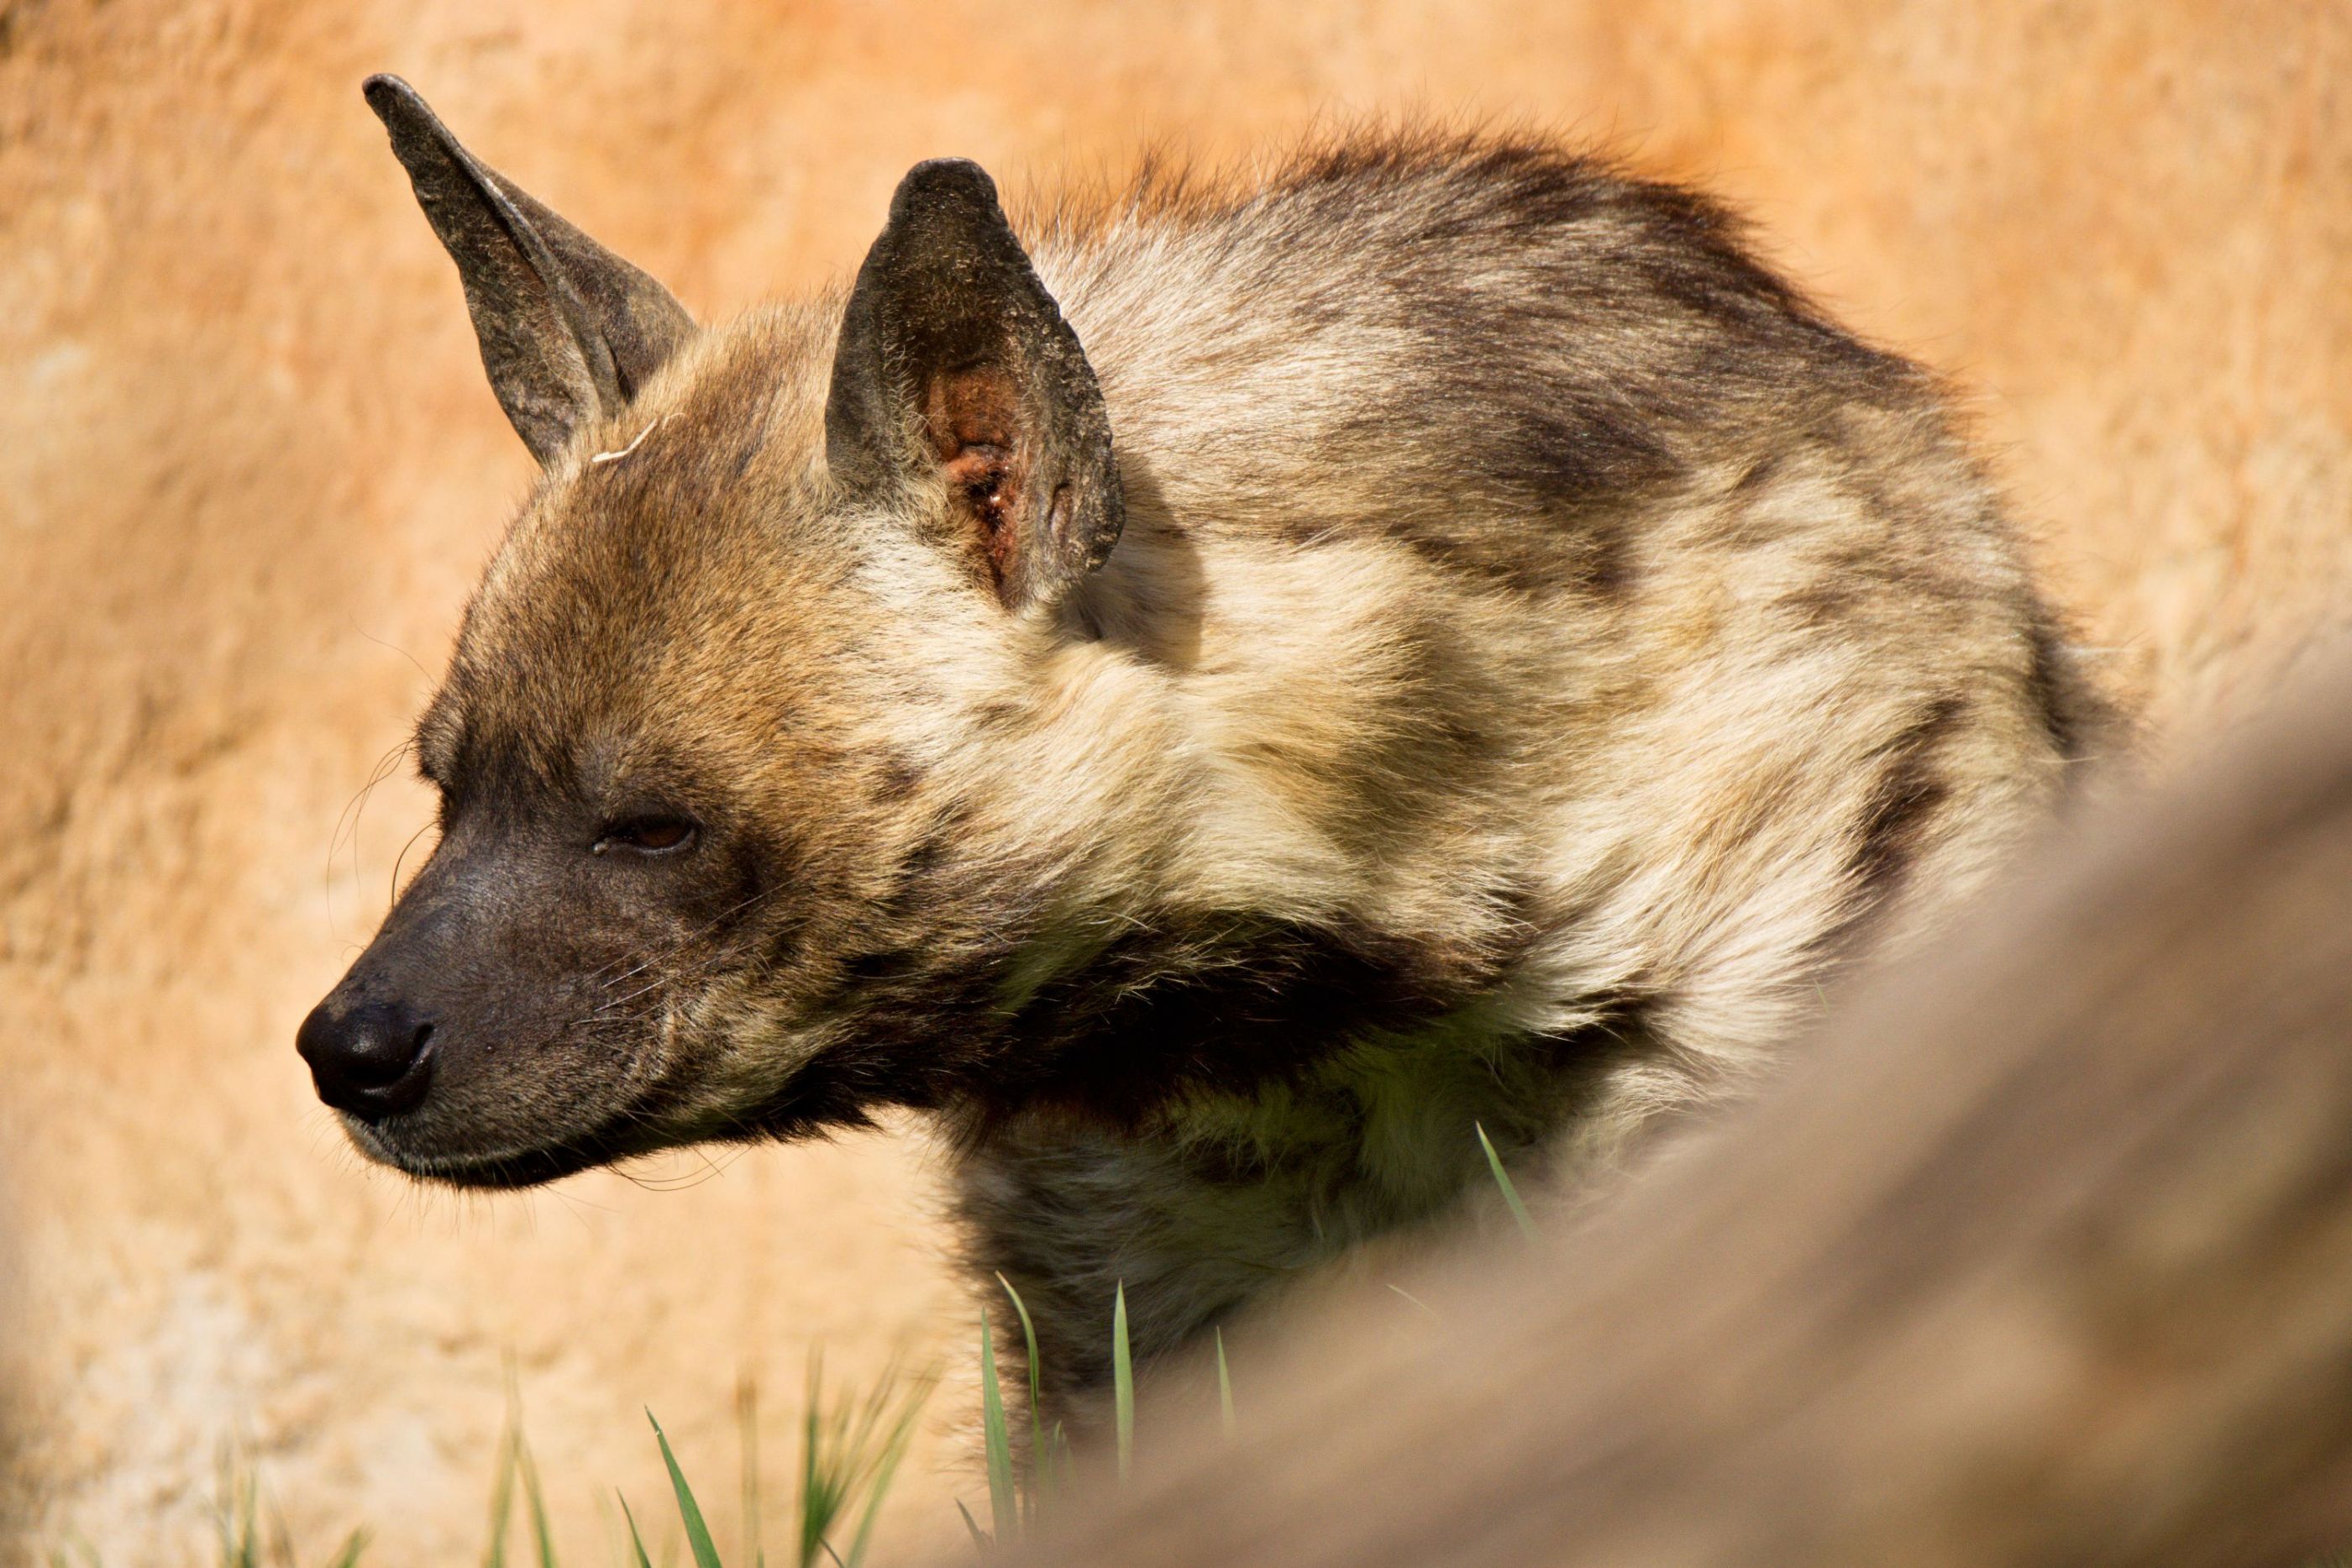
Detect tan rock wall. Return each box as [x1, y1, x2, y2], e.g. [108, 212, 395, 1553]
[3, 1, 2344, 1560]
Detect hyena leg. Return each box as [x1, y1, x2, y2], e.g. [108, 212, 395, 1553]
[952, 1114, 1350, 1434]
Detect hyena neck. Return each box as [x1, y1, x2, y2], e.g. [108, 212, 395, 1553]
[911, 585, 1552, 1133]
[967, 906, 1524, 1125]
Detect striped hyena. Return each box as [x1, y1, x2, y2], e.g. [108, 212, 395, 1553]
[299, 76, 2108, 1421]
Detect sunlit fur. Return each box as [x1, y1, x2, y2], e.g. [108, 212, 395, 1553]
[399, 132, 2110, 1422]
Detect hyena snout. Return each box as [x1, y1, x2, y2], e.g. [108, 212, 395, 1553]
[296, 994, 436, 1120]
[296, 824, 708, 1184]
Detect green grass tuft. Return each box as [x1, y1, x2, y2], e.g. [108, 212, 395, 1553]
[793, 1355, 931, 1568]
[994, 1274, 1052, 1519]
[206, 1447, 357, 1568]
[64, 1291, 1198, 1567]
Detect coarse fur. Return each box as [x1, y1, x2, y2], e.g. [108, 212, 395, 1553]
[302, 82, 2111, 1429]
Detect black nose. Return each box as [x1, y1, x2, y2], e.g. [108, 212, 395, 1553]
[297, 998, 437, 1119]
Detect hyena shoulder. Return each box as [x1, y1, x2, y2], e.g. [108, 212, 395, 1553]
[969, 132, 2107, 983]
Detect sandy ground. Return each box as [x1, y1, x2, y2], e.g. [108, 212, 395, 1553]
[2, 1, 2346, 1560]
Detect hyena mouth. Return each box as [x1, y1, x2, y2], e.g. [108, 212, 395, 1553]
[370, 1133, 622, 1189]
[343, 1106, 645, 1190]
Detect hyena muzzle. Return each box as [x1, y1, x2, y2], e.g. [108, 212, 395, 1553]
[300, 76, 2108, 1424]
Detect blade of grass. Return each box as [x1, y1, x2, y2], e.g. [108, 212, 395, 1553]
[1476, 1121, 1537, 1241]
[220, 1457, 260, 1568]
[953, 1499, 989, 1555]
[1045, 1423, 1071, 1498]
[647, 1410, 725, 1568]
[322, 1529, 370, 1568]
[1111, 1282, 1134, 1483]
[617, 1492, 655, 1568]
[842, 1374, 932, 1568]
[1387, 1282, 1441, 1322]
[738, 1375, 764, 1568]
[978, 1309, 1017, 1543]
[516, 1434, 558, 1568]
[797, 1356, 826, 1568]
[227, 1461, 257, 1568]
[481, 1429, 518, 1568]
[264, 1485, 298, 1568]
[994, 1274, 1047, 1515]
[1215, 1327, 1235, 1438]
[498, 1361, 557, 1568]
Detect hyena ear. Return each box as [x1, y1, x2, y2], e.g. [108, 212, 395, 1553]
[363, 75, 695, 468]
[825, 159, 1123, 612]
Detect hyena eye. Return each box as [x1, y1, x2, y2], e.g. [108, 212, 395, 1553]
[591, 815, 699, 857]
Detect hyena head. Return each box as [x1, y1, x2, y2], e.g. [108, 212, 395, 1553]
[298, 77, 1130, 1185]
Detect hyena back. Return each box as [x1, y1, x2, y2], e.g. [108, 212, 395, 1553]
[300, 77, 2105, 1424]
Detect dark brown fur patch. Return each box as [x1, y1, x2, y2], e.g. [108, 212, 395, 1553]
[789, 907, 1537, 1143]
[1848, 697, 1966, 912]
[2023, 610, 2108, 763]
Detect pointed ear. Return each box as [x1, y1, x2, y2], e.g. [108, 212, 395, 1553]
[363, 75, 695, 467]
[825, 160, 1123, 612]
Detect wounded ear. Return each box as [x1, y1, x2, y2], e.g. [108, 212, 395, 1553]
[363, 75, 694, 466]
[825, 159, 1123, 612]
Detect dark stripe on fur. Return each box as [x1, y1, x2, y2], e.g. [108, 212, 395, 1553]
[1847, 697, 1966, 915]
[2024, 612, 2094, 762]
[767, 888, 1545, 1142]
